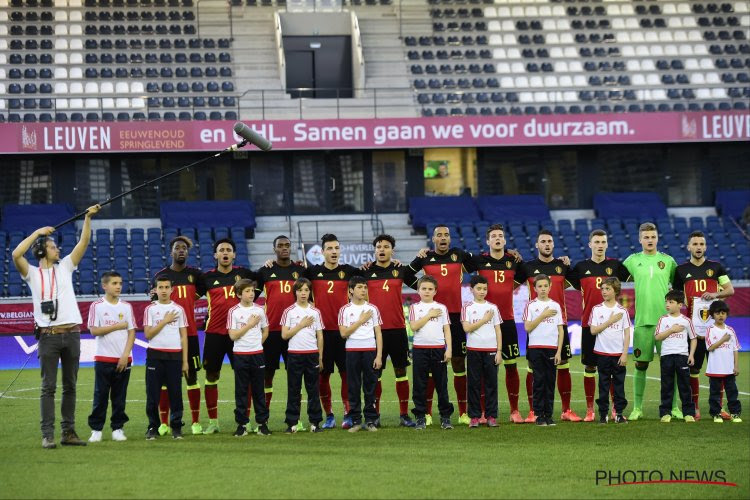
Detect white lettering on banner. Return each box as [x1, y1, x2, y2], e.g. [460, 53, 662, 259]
[521, 118, 632, 138]
[43, 126, 111, 151]
[431, 123, 464, 139]
[469, 123, 518, 139]
[200, 128, 225, 143]
[293, 123, 367, 142]
[373, 124, 426, 145]
[702, 114, 750, 139]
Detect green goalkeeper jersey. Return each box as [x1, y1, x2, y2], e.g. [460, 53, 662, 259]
[623, 251, 677, 327]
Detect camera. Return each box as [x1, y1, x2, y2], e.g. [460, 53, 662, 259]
[40, 300, 56, 315]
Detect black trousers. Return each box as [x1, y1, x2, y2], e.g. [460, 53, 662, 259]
[88, 361, 131, 431]
[285, 353, 323, 426]
[659, 354, 695, 417]
[467, 350, 498, 419]
[145, 356, 183, 431]
[345, 350, 379, 425]
[411, 348, 454, 419]
[233, 353, 269, 425]
[709, 375, 742, 416]
[528, 348, 556, 418]
[596, 355, 627, 416]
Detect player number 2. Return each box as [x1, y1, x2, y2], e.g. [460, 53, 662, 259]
[694, 280, 707, 293]
[222, 286, 236, 299]
[382, 280, 389, 292]
[279, 281, 291, 294]
[327, 280, 334, 293]
[493, 270, 505, 283]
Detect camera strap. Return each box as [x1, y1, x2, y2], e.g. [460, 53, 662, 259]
[39, 266, 56, 301]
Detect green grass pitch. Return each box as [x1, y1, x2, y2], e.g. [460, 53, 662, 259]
[1, 354, 748, 499]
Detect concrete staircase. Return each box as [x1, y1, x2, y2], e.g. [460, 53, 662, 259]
[247, 213, 426, 267]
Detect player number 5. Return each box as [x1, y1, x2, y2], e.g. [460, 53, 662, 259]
[440, 264, 448, 276]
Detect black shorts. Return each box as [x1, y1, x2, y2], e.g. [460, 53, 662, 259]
[381, 328, 411, 370]
[322, 329, 346, 374]
[581, 326, 597, 367]
[202, 332, 235, 373]
[692, 337, 707, 372]
[500, 321, 520, 362]
[187, 335, 202, 374]
[263, 330, 288, 371]
[525, 325, 570, 362]
[448, 312, 467, 357]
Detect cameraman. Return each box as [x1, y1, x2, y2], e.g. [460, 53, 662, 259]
[12, 204, 100, 449]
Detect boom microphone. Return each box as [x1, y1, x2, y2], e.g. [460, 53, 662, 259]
[234, 122, 273, 151]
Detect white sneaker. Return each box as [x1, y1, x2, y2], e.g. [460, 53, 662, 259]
[111, 429, 127, 441]
[88, 430, 102, 443]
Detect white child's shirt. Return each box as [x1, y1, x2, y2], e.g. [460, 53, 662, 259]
[705, 324, 740, 377]
[338, 302, 382, 351]
[589, 302, 631, 356]
[691, 297, 715, 337]
[656, 314, 697, 356]
[227, 303, 268, 355]
[88, 298, 137, 363]
[409, 301, 450, 348]
[281, 303, 324, 354]
[523, 298, 564, 349]
[461, 300, 502, 351]
[143, 301, 187, 352]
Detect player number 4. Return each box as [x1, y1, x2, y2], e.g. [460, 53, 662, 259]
[382, 280, 389, 292]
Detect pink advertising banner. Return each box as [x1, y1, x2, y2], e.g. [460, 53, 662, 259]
[0, 111, 748, 154]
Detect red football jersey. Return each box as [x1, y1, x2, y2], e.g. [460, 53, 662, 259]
[256, 262, 306, 331]
[472, 253, 527, 321]
[153, 266, 205, 336]
[520, 258, 573, 323]
[306, 264, 360, 330]
[569, 258, 629, 327]
[673, 260, 728, 317]
[409, 248, 471, 313]
[363, 262, 416, 329]
[201, 267, 257, 334]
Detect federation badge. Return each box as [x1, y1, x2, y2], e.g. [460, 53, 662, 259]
[188, 275, 194, 283]
[506, 261, 512, 269]
[292, 272, 299, 279]
[555, 266, 562, 274]
[118, 313, 124, 320]
[451, 254, 458, 262]
[700, 309, 710, 322]
[338, 271, 346, 279]
[392, 270, 399, 277]
[634, 348, 642, 358]
[706, 269, 714, 277]
[605, 267, 612, 276]
[658, 261, 665, 270]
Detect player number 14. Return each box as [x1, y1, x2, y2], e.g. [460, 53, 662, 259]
[222, 286, 236, 299]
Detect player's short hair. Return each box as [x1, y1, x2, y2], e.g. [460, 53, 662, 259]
[601, 277, 621, 295]
[293, 277, 312, 293]
[273, 235, 290, 247]
[169, 235, 193, 250]
[348, 276, 367, 290]
[486, 223, 505, 240]
[665, 289, 684, 304]
[533, 274, 551, 286]
[536, 229, 554, 241]
[100, 271, 122, 284]
[688, 230, 705, 241]
[321, 233, 338, 248]
[709, 300, 730, 316]
[417, 275, 438, 289]
[373, 234, 396, 248]
[638, 222, 657, 237]
[234, 278, 255, 297]
[469, 275, 488, 288]
[213, 238, 235, 253]
[154, 274, 173, 286]
[433, 225, 450, 234]
[589, 229, 607, 241]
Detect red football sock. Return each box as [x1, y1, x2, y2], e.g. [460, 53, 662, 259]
[340, 372, 350, 414]
[319, 373, 332, 415]
[454, 373, 467, 415]
[584, 375, 596, 410]
[204, 383, 218, 420]
[505, 364, 520, 413]
[525, 372, 533, 412]
[396, 378, 410, 416]
[557, 368, 572, 412]
[690, 375, 700, 411]
[264, 374, 274, 408]
[187, 386, 201, 424]
[375, 379, 382, 414]
[159, 387, 170, 424]
[426, 375, 435, 415]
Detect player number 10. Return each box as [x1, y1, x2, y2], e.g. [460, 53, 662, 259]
[694, 279, 707, 293]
